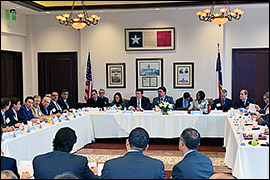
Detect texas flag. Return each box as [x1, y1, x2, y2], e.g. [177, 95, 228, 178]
[126, 28, 174, 50]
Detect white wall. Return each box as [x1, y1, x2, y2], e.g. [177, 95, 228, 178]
[1, 4, 269, 103]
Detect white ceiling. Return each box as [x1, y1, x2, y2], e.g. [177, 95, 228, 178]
[1, 1, 268, 16]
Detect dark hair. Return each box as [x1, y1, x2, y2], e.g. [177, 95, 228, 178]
[183, 92, 191, 99]
[24, 96, 34, 103]
[1, 98, 10, 109]
[180, 128, 200, 150]
[128, 127, 149, 151]
[54, 172, 79, 179]
[113, 92, 123, 104]
[241, 89, 248, 95]
[61, 89, 69, 94]
[196, 90, 205, 100]
[91, 89, 97, 94]
[53, 127, 77, 153]
[10, 97, 21, 108]
[158, 86, 166, 93]
[136, 89, 143, 94]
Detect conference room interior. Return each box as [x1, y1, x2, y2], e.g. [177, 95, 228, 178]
[1, 1, 269, 179]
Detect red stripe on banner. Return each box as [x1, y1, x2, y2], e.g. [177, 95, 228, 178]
[157, 31, 171, 47]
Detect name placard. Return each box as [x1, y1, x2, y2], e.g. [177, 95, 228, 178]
[143, 110, 155, 115]
[122, 110, 134, 115]
[39, 121, 46, 129]
[172, 111, 185, 115]
[106, 110, 117, 114]
[210, 110, 224, 114]
[89, 108, 100, 112]
[2, 132, 12, 141]
[58, 116, 65, 122]
[27, 125, 36, 133]
[52, 118, 58, 124]
[13, 129, 23, 137]
[191, 111, 203, 115]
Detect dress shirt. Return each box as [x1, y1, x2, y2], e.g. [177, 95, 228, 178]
[64, 99, 69, 109]
[183, 149, 196, 158]
[183, 99, 188, 108]
[52, 100, 62, 111]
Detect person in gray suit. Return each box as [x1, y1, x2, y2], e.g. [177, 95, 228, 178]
[172, 128, 213, 179]
[32, 127, 98, 179]
[101, 127, 167, 179]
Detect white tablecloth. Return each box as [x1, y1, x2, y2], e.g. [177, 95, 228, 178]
[89, 111, 227, 138]
[1, 113, 95, 166]
[224, 115, 269, 179]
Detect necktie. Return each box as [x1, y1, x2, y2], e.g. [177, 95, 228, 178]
[65, 100, 69, 109]
[137, 99, 140, 109]
[55, 102, 61, 111]
[14, 112, 18, 121]
[184, 100, 188, 108]
[221, 100, 224, 107]
[45, 108, 48, 115]
[3, 114, 6, 124]
[243, 100, 246, 107]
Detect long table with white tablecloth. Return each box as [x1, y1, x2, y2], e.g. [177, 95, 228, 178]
[224, 114, 269, 179]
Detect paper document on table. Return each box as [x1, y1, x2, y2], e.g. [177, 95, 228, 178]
[248, 103, 257, 113]
[98, 163, 104, 176]
[18, 161, 33, 178]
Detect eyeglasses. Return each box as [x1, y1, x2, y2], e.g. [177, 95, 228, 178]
[115, 97, 120, 99]
[52, 95, 58, 96]
[64, 93, 69, 95]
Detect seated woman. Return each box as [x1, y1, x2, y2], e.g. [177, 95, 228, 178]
[188, 90, 208, 112]
[109, 92, 126, 110]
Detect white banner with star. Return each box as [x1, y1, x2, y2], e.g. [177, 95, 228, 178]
[125, 27, 175, 51]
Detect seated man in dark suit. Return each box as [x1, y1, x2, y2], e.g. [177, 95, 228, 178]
[5, 97, 23, 128]
[127, 89, 151, 111]
[58, 89, 72, 112]
[175, 92, 193, 110]
[39, 97, 52, 116]
[86, 89, 104, 108]
[255, 92, 269, 114]
[50, 91, 62, 114]
[101, 127, 167, 179]
[172, 128, 213, 179]
[32, 127, 98, 179]
[213, 89, 234, 112]
[99, 89, 110, 108]
[234, 89, 255, 109]
[17, 96, 38, 124]
[151, 86, 175, 110]
[257, 107, 269, 127]
[1, 98, 15, 132]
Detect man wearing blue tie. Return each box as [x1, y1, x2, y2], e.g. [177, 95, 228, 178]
[175, 92, 193, 110]
[127, 89, 151, 111]
[50, 91, 62, 114]
[234, 89, 255, 109]
[151, 86, 175, 110]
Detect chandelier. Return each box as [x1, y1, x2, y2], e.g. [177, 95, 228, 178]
[196, 1, 244, 27]
[56, 1, 100, 30]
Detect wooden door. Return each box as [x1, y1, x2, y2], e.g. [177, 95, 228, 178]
[1, 50, 23, 102]
[38, 52, 78, 108]
[232, 48, 269, 108]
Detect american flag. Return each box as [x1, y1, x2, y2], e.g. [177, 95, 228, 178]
[84, 52, 93, 101]
[216, 47, 223, 98]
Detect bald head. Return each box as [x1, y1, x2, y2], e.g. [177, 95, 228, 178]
[42, 97, 51, 108]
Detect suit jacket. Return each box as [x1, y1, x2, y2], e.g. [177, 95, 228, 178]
[234, 97, 256, 109]
[1, 156, 20, 179]
[87, 97, 104, 108]
[4, 108, 23, 126]
[101, 151, 167, 179]
[175, 97, 193, 110]
[213, 98, 234, 112]
[99, 96, 110, 107]
[261, 114, 269, 127]
[172, 150, 213, 179]
[127, 96, 151, 110]
[50, 100, 62, 114]
[1, 112, 8, 128]
[259, 104, 269, 114]
[33, 150, 98, 179]
[31, 105, 44, 118]
[151, 95, 175, 109]
[39, 103, 51, 116]
[57, 97, 71, 111]
[17, 105, 35, 124]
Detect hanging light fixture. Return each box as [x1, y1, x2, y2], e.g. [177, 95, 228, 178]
[56, 1, 100, 30]
[196, 1, 244, 27]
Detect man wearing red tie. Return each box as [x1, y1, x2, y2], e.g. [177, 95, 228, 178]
[86, 89, 104, 108]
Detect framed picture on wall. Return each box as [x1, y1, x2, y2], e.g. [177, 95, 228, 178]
[125, 27, 175, 51]
[173, 62, 194, 88]
[136, 58, 163, 90]
[106, 63, 126, 88]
